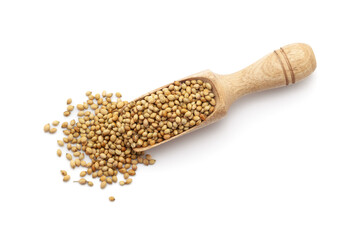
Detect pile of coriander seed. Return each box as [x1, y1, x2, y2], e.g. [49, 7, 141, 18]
[44, 79, 216, 200]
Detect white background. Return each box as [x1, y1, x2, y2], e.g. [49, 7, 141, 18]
[0, 1, 359, 239]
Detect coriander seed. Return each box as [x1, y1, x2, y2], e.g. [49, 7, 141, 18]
[44, 123, 50, 132]
[63, 175, 70, 182]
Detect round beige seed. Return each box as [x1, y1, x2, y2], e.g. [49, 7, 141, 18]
[125, 178, 132, 185]
[67, 105, 74, 111]
[79, 178, 87, 185]
[119, 181, 125, 186]
[49, 128, 57, 134]
[100, 109, 108, 115]
[90, 104, 98, 110]
[63, 175, 70, 182]
[205, 82, 212, 89]
[75, 159, 80, 166]
[60, 170, 67, 176]
[109, 196, 115, 202]
[67, 98, 72, 105]
[87, 181, 94, 187]
[52, 120, 60, 126]
[100, 181, 107, 189]
[128, 169, 136, 176]
[77, 104, 84, 110]
[57, 140, 64, 147]
[44, 123, 50, 132]
[66, 153, 72, 160]
[106, 177, 112, 184]
[112, 176, 118, 183]
[57, 149, 62, 157]
[80, 171, 86, 177]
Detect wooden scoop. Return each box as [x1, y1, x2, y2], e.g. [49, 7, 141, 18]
[134, 43, 316, 152]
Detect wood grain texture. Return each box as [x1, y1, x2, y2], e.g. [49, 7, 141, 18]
[134, 43, 316, 152]
[220, 43, 316, 105]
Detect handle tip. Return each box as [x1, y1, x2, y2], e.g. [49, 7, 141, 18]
[276, 43, 317, 85]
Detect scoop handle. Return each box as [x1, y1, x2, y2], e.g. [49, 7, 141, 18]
[220, 43, 317, 105]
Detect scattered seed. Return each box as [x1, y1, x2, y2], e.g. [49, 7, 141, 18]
[75, 159, 80, 166]
[49, 128, 57, 134]
[77, 104, 84, 110]
[74, 178, 87, 185]
[44, 123, 50, 132]
[67, 105, 74, 111]
[63, 175, 70, 182]
[112, 176, 117, 183]
[57, 149, 62, 157]
[66, 153, 72, 160]
[57, 140, 64, 147]
[67, 98, 72, 105]
[52, 120, 60, 126]
[87, 181, 94, 187]
[47, 81, 214, 196]
[106, 177, 112, 184]
[60, 170, 67, 176]
[109, 196, 115, 202]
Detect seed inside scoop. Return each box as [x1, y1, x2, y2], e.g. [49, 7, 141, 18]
[122, 79, 216, 148]
[44, 79, 216, 193]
